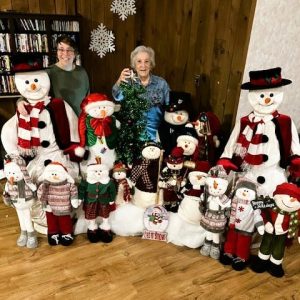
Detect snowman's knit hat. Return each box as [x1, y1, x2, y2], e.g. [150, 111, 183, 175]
[235, 179, 257, 193]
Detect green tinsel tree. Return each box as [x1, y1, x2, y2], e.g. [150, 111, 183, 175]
[115, 81, 150, 166]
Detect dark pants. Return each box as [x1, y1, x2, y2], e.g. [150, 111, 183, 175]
[46, 212, 73, 235]
[260, 231, 286, 261]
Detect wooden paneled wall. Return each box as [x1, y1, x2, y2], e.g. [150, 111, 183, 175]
[0, 0, 256, 133]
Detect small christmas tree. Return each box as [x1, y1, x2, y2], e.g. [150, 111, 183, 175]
[115, 80, 150, 166]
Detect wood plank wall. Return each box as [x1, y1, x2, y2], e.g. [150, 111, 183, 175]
[0, 0, 256, 133]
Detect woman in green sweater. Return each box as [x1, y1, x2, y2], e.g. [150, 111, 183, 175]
[17, 35, 90, 116]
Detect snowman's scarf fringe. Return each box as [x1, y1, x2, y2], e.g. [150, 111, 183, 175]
[234, 143, 247, 158]
[17, 146, 38, 158]
[240, 161, 252, 172]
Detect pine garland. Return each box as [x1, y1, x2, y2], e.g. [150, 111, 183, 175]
[115, 81, 150, 166]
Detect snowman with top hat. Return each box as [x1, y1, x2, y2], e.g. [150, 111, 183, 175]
[217, 67, 300, 198]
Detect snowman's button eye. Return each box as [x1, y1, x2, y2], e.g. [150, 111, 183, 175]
[34, 79, 38, 82]
[260, 94, 264, 98]
[25, 80, 29, 84]
[270, 93, 274, 97]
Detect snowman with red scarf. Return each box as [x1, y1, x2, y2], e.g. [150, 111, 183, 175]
[218, 67, 300, 197]
[1, 65, 80, 234]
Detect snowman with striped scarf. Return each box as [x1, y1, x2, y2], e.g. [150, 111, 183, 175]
[217, 67, 300, 198]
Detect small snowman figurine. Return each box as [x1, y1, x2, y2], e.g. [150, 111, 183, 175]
[3, 154, 38, 248]
[199, 165, 231, 260]
[220, 179, 264, 271]
[192, 111, 221, 166]
[158, 91, 190, 157]
[78, 160, 117, 243]
[130, 141, 163, 209]
[218, 67, 300, 197]
[251, 182, 300, 277]
[166, 160, 210, 248]
[75, 93, 119, 171]
[37, 162, 80, 246]
[112, 162, 132, 206]
[158, 146, 186, 212]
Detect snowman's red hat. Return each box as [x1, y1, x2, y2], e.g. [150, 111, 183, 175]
[241, 67, 292, 90]
[273, 182, 300, 200]
[80, 93, 115, 113]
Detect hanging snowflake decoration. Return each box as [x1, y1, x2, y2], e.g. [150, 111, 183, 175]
[89, 23, 115, 58]
[111, 0, 136, 21]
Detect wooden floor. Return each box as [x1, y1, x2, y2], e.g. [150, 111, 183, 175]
[0, 196, 299, 300]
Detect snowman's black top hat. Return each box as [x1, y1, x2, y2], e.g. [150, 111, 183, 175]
[241, 67, 292, 90]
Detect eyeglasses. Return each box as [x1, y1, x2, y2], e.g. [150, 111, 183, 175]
[57, 48, 75, 54]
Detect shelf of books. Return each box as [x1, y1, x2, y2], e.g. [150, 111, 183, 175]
[0, 12, 81, 97]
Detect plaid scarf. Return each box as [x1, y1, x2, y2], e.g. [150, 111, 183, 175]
[130, 159, 154, 190]
[234, 111, 278, 169]
[116, 178, 131, 202]
[17, 101, 45, 157]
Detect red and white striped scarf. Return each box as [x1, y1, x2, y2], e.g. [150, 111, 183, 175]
[116, 178, 131, 202]
[234, 111, 278, 169]
[17, 101, 45, 157]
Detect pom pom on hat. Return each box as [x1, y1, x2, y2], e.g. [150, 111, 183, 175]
[208, 165, 228, 179]
[273, 182, 300, 200]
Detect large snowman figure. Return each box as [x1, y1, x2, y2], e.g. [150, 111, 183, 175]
[218, 67, 300, 197]
[1, 67, 80, 234]
[1, 68, 80, 181]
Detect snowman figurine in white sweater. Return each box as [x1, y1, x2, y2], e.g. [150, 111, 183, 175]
[3, 154, 38, 248]
[220, 179, 264, 271]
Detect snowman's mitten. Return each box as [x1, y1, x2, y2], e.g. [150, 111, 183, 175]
[217, 158, 238, 172]
[3, 192, 13, 207]
[71, 199, 82, 208]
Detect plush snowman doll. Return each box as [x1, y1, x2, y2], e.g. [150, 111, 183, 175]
[130, 141, 163, 209]
[112, 162, 132, 206]
[78, 161, 116, 243]
[158, 91, 190, 157]
[220, 179, 264, 271]
[37, 162, 80, 246]
[0, 68, 80, 234]
[251, 182, 300, 277]
[166, 160, 210, 248]
[75, 93, 119, 172]
[218, 67, 300, 197]
[199, 165, 231, 260]
[158, 146, 186, 212]
[3, 154, 38, 248]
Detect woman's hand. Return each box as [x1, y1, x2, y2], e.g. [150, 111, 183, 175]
[116, 68, 132, 85]
[17, 100, 29, 116]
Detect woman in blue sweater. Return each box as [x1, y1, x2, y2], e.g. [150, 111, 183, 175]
[112, 45, 170, 141]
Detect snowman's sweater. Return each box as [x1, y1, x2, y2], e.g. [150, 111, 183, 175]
[37, 180, 77, 216]
[4, 180, 34, 203]
[229, 196, 264, 235]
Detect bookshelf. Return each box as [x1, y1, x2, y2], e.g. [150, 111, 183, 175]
[0, 12, 82, 97]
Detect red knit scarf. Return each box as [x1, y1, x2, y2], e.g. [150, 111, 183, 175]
[90, 117, 112, 137]
[234, 111, 278, 169]
[17, 101, 45, 157]
[117, 178, 131, 202]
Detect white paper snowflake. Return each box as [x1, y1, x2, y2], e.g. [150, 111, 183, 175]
[89, 23, 115, 58]
[111, 0, 136, 21]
